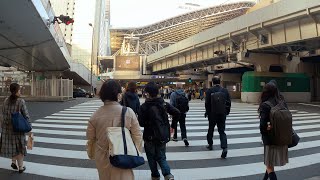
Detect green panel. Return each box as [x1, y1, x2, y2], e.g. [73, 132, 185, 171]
[242, 72, 310, 92]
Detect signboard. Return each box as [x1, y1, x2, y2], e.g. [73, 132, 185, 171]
[115, 56, 140, 71]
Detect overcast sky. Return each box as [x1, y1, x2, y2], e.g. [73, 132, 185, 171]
[110, 0, 256, 28]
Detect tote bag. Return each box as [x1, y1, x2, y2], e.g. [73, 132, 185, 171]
[107, 106, 144, 169]
[11, 101, 32, 133]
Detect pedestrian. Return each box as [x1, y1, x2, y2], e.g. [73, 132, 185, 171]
[160, 87, 164, 99]
[170, 87, 189, 146]
[138, 82, 180, 180]
[94, 87, 97, 96]
[86, 80, 143, 180]
[200, 88, 204, 101]
[258, 82, 289, 180]
[204, 76, 231, 158]
[187, 89, 192, 101]
[0, 83, 32, 173]
[120, 81, 140, 115]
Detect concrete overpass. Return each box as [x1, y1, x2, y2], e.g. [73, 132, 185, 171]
[0, 0, 97, 100]
[0, 0, 93, 87]
[146, 0, 320, 102]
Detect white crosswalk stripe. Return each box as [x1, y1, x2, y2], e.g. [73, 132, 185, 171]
[1, 99, 320, 180]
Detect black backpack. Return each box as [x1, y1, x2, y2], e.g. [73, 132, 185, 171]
[210, 88, 227, 115]
[175, 93, 189, 113]
[265, 101, 293, 145]
[149, 103, 170, 143]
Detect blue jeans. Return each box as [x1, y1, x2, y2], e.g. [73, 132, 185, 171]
[144, 141, 171, 178]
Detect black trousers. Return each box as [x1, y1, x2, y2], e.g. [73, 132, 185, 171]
[207, 114, 228, 149]
[172, 113, 187, 139]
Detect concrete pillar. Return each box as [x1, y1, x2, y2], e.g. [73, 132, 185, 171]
[237, 52, 281, 72]
[280, 56, 301, 73]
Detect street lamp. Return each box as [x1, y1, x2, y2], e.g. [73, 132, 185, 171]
[89, 23, 94, 95]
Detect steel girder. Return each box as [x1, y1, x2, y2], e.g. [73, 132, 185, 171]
[110, 1, 255, 55]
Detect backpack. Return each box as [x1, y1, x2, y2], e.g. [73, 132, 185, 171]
[149, 103, 170, 143]
[265, 101, 293, 146]
[175, 93, 189, 113]
[210, 88, 226, 115]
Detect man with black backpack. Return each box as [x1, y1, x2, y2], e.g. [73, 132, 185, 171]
[170, 86, 190, 146]
[138, 82, 180, 180]
[205, 76, 231, 159]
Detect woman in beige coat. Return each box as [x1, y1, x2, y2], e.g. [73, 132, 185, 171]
[86, 80, 143, 180]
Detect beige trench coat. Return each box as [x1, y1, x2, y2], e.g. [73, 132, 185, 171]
[86, 101, 143, 180]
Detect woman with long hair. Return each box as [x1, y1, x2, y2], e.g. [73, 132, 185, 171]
[258, 83, 288, 180]
[0, 83, 32, 173]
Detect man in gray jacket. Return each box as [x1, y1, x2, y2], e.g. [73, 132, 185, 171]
[170, 87, 189, 146]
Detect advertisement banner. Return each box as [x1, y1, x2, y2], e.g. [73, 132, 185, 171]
[115, 56, 140, 71]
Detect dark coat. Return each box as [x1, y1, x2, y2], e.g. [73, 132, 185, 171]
[120, 91, 140, 114]
[205, 85, 231, 118]
[138, 97, 180, 141]
[259, 97, 288, 145]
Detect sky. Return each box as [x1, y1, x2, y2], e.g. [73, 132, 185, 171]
[110, 0, 256, 28]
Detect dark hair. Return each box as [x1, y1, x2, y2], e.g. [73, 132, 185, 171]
[144, 82, 159, 98]
[212, 76, 221, 85]
[259, 82, 280, 108]
[126, 81, 137, 93]
[99, 80, 121, 102]
[9, 83, 20, 104]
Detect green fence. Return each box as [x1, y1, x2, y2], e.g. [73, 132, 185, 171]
[242, 72, 310, 92]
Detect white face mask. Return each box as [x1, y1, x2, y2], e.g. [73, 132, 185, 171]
[117, 93, 122, 102]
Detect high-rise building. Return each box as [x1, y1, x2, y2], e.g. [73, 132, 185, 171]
[50, 0, 109, 75]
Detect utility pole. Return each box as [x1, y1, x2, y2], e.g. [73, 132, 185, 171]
[89, 23, 94, 94]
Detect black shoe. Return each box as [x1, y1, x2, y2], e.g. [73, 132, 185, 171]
[11, 163, 18, 170]
[19, 166, 26, 173]
[206, 145, 213, 150]
[268, 172, 277, 180]
[183, 138, 189, 147]
[172, 137, 178, 142]
[221, 148, 228, 159]
[263, 170, 268, 180]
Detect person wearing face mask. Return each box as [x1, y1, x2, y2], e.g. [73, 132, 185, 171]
[0, 83, 32, 173]
[138, 82, 180, 180]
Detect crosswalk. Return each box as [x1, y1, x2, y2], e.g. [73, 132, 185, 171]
[1, 99, 320, 179]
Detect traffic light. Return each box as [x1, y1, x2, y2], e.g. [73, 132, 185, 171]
[53, 15, 74, 25]
[97, 76, 101, 81]
[188, 78, 192, 83]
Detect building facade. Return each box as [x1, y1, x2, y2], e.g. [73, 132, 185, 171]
[50, 0, 109, 75]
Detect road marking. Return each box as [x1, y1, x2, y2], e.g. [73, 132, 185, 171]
[25, 140, 320, 161]
[26, 130, 320, 147]
[299, 103, 320, 108]
[1, 153, 320, 179]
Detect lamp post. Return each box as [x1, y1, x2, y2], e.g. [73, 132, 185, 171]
[89, 23, 94, 95]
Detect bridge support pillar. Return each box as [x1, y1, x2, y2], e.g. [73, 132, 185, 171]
[237, 52, 310, 103]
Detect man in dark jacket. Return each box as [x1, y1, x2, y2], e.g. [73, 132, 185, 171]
[138, 82, 179, 180]
[205, 76, 231, 159]
[170, 87, 189, 146]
